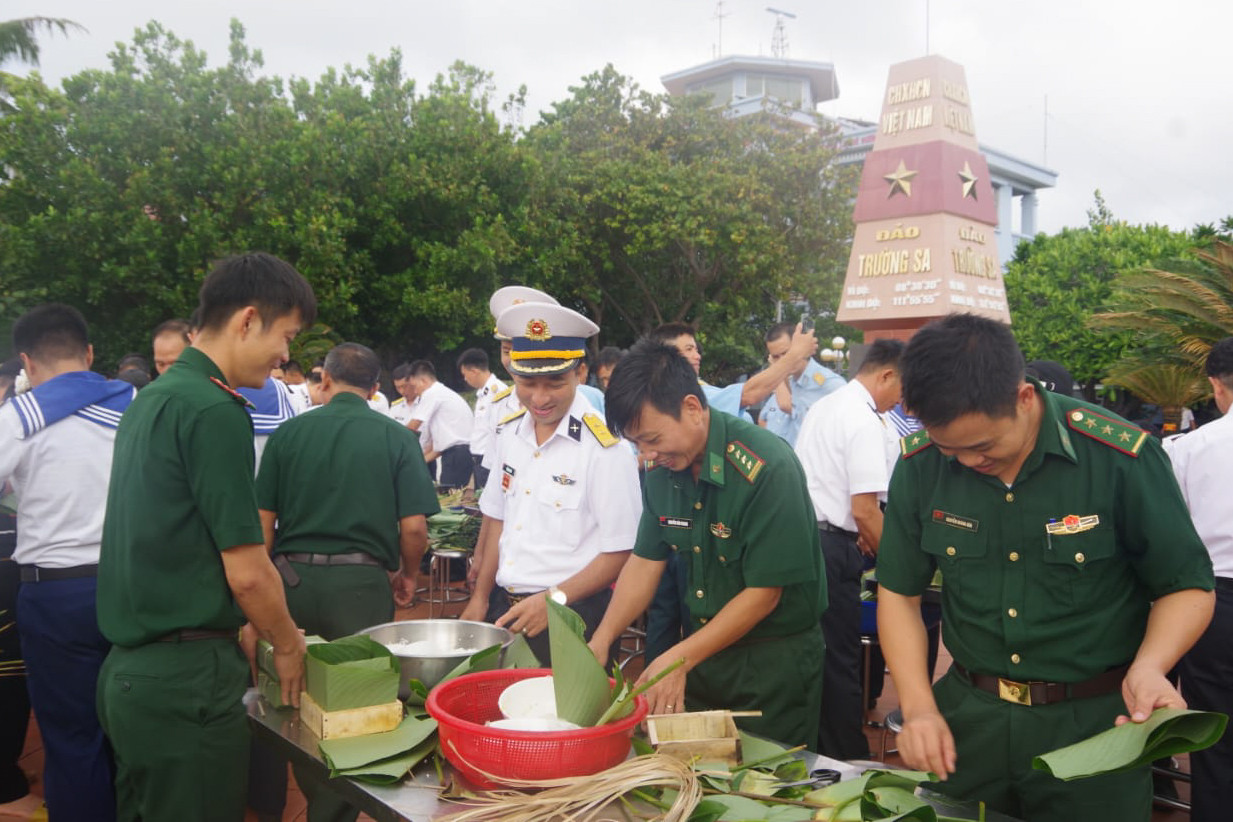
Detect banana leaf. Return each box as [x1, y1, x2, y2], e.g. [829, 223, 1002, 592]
[862, 787, 938, 821]
[305, 635, 400, 711]
[502, 632, 542, 668]
[1031, 707, 1228, 781]
[318, 714, 438, 783]
[547, 599, 611, 726]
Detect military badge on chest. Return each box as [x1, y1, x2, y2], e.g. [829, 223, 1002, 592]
[1045, 513, 1100, 535]
[709, 522, 732, 539]
[501, 463, 515, 491]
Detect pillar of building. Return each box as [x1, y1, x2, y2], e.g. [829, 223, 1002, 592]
[1021, 191, 1038, 238]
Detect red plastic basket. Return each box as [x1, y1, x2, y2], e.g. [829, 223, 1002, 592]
[426, 668, 648, 789]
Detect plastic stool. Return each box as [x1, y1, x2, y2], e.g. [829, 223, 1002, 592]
[427, 548, 472, 617]
[878, 708, 903, 760]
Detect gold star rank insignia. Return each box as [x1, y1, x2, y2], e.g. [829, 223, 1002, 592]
[958, 160, 979, 199]
[901, 429, 933, 458]
[884, 160, 918, 198]
[1066, 408, 1148, 456]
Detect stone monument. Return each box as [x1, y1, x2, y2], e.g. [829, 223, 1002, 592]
[837, 55, 1010, 341]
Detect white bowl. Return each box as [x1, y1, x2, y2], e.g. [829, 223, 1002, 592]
[486, 716, 582, 732]
[497, 675, 558, 720]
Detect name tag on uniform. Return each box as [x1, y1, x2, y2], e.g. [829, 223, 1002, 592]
[932, 509, 979, 533]
[660, 516, 692, 529]
[502, 464, 515, 491]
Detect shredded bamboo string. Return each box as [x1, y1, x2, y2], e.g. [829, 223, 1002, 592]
[434, 749, 701, 822]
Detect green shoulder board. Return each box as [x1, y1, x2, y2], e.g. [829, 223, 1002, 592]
[900, 430, 932, 458]
[1065, 407, 1147, 456]
[724, 440, 765, 483]
[491, 385, 514, 402]
[582, 413, 618, 448]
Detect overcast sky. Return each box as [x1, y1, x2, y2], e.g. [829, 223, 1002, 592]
[7, 0, 1231, 237]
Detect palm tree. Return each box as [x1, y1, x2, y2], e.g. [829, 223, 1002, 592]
[1103, 363, 1209, 435]
[0, 16, 84, 67]
[1092, 240, 1233, 370]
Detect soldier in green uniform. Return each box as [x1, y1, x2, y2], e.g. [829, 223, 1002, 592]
[588, 339, 826, 749]
[877, 314, 1215, 822]
[97, 253, 316, 822]
[256, 342, 438, 822]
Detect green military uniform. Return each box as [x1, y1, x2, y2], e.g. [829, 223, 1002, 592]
[256, 390, 439, 637]
[878, 380, 1215, 821]
[255, 391, 438, 822]
[97, 347, 261, 822]
[634, 410, 826, 748]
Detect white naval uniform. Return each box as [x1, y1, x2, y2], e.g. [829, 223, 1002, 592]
[480, 384, 523, 472]
[478, 392, 641, 593]
[795, 378, 892, 532]
[0, 401, 116, 568]
[470, 373, 507, 460]
[388, 396, 414, 426]
[1165, 411, 1233, 577]
[410, 380, 473, 452]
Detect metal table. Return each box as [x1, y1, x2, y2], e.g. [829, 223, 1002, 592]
[245, 690, 443, 822]
[246, 690, 1020, 822]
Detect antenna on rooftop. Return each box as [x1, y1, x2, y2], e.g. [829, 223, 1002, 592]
[766, 7, 796, 59]
[713, 1, 730, 59]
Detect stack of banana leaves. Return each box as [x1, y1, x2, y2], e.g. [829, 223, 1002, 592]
[429, 496, 482, 553]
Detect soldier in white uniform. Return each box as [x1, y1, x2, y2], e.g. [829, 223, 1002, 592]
[461, 302, 642, 665]
[457, 347, 505, 488]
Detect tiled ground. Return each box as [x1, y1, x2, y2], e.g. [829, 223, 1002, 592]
[12, 573, 1193, 821]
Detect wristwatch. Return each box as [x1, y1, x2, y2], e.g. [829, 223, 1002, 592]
[548, 586, 568, 606]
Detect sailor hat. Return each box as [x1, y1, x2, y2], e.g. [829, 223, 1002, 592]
[496, 303, 599, 376]
[488, 286, 559, 341]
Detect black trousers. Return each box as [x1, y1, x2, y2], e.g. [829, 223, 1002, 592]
[0, 523, 30, 803]
[438, 444, 473, 489]
[1179, 583, 1233, 822]
[816, 528, 870, 760]
[471, 454, 490, 490]
[485, 587, 617, 667]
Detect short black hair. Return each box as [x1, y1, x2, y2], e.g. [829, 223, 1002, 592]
[764, 323, 795, 345]
[596, 346, 625, 370]
[196, 252, 317, 334]
[856, 338, 905, 375]
[409, 360, 436, 379]
[1206, 336, 1233, 391]
[647, 322, 697, 345]
[116, 369, 150, 390]
[152, 318, 191, 344]
[305, 369, 322, 386]
[12, 303, 89, 363]
[391, 362, 414, 382]
[902, 314, 1024, 427]
[324, 343, 381, 391]
[457, 348, 489, 371]
[117, 353, 150, 374]
[283, 360, 304, 377]
[604, 338, 707, 438]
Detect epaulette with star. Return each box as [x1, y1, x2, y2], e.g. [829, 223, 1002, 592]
[1066, 407, 1148, 456]
[491, 385, 514, 402]
[209, 377, 255, 409]
[725, 440, 765, 482]
[900, 430, 932, 458]
[496, 408, 526, 432]
[582, 413, 618, 448]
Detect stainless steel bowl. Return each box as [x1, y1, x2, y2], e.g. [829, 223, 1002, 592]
[356, 620, 515, 698]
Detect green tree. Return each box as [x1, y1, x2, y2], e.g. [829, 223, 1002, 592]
[1004, 192, 1196, 398]
[0, 15, 84, 107]
[519, 66, 856, 383]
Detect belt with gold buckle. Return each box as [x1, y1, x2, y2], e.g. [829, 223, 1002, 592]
[955, 661, 1128, 707]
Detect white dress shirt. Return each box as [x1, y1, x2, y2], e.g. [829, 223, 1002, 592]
[410, 381, 473, 452]
[479, 392, 641, 592]
[470, 373, 507, 458]
[795, 379, 892, 532]
[480, 386, 523, 471]
[388, 396, 414, 426]
[0, 403, 117, 567]
[1165, 411, 1233, 577]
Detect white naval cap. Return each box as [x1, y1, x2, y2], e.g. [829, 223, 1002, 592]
[496, 302, 599, 377]
[488, 286, 559, 341]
